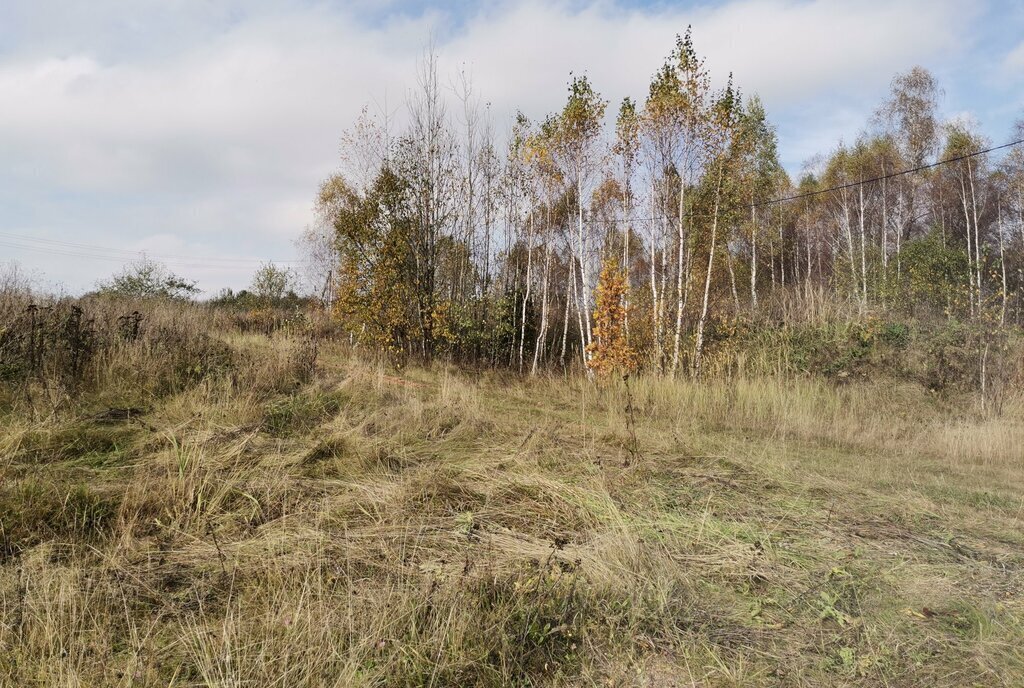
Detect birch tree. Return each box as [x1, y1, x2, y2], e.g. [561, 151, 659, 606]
[733, 96, 783, 313]
[875, 67, 940, 277]
[551, 75, 607, 365]
[693, 79, 739, 379]
[402, 48, 459, 356]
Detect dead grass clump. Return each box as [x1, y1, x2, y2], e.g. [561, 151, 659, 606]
[229, 333, 321, 397]
[171, 553, 595, 687]
[0, 297, 241, 417]
[481, 477, 609, 544]
[11, 422, 138, 465]
[263, 386, 343, 437]
[919, 417, 1024, 467]
[396, 466, 487, 519]
[0, 481, 120, 558]
[0, 555, 121, 685]
[114, 435, 242, 536]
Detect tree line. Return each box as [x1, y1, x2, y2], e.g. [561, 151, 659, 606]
[309, 30, 1024, 375]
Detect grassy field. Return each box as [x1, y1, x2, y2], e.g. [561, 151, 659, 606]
[2, 319, 1024, 686]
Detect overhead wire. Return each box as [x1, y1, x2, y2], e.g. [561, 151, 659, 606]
[751, 138, 1024, 209]
[3, 139, 1021, 266]
[0, 237, 310, 270]
[0, 231, 308, 269]
[586, 138, 1024, 224]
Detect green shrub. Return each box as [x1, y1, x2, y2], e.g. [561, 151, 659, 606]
[894, 231, 971, 317]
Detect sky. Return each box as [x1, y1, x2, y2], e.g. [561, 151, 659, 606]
[1, 0, 1023, 294]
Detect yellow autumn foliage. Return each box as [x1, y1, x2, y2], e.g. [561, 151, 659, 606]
[586, 256, 637, 377]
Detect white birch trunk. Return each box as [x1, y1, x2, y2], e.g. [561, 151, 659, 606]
[532, 222, 553, 375]
[750, 203, 758, 311]
[693, 166, 724, 380]
[518, 210, 534, 371]
[671, 180, 686, 374]
[967, 158, 983, 312]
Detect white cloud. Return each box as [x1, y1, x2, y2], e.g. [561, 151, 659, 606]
[1005, 40, 1024, 74]
[0, 0, 986, 291]
[446, 0, 973, 117]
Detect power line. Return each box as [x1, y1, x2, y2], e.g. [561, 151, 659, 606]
[0, 231, 308, 268]
[0, 239, 307, 271]
[752, 138, 1024, 209]
[587, 138, 1024, 224]
[4, 138, 1019, 267]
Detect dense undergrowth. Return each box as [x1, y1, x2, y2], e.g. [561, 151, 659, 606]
[1, 293, 1023, 686]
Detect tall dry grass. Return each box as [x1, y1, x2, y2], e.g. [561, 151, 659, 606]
[3, 280, 1024, 686]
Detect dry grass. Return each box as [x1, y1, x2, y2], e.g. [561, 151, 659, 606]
[2, 299, 1024, 685]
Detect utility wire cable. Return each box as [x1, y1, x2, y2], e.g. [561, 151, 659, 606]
[587, 138, 1024, 224]
[751, 138, 1024, 209]
[0, 239, 308, 271]
[3, 139, 1021, 263]
[0, 231, 308, 266]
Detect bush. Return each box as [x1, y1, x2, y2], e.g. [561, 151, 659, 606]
[894, 231, 971, 317]
[94, 258, 199, 300]
[0, 298, 240, 408]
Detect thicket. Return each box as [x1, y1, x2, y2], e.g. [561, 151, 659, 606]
[0, 280, 323, 418]
[300, 31, 1024, 377]
[2, 282, 1017, 423]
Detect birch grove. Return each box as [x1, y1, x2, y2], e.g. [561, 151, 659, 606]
[314, 38, 1024, 372]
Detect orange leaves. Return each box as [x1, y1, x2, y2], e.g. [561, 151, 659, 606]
[586, 257, 637, 378]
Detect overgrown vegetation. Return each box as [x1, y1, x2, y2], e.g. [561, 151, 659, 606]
[3, 26, 1024, 688]
[2, 282, 1022, 685]
[304, 32, 1024, 377]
